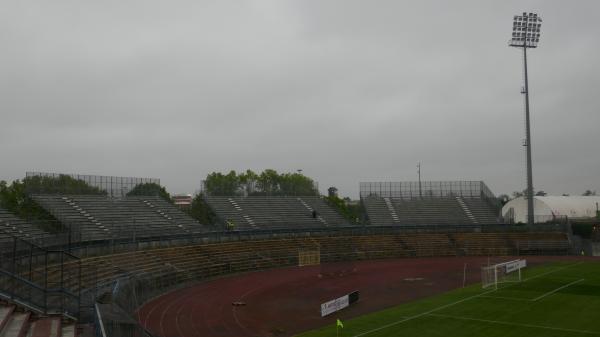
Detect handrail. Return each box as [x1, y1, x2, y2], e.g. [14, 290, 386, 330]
[94, 303, 108, 337]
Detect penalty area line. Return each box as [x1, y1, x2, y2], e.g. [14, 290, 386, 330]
[532, 278, 585, 302]
[428, 313, 600, 335]
[350, 262, 585, 337]
[523, 261, 584, 282]
[351, 288, 497, 337]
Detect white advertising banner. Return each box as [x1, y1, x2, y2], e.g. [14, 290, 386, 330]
[320, 295, 350, 317]
[505, 259, 527, 273]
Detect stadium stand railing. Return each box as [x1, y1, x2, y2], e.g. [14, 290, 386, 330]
[0, 235, 81, 321]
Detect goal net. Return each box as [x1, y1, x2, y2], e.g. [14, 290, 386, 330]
[299, 249, 320, 266]
[481, 259, 526, 289]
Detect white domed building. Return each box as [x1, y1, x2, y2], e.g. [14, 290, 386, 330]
[502, 196, 600, 224]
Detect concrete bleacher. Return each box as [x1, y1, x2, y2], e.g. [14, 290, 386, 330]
[363, 196, 500, 226]
[31, 194, 204, 242]
[57, 231, 570, 293]
[0, 207, 49, 244]
[204, 196, 348, 229]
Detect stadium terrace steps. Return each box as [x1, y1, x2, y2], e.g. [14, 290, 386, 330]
[63, 232, 569, 292]
[204, 196, 348, 230]
[0, 208, 50, 244]
[362, 196, 500, 226]
[0, 304, 75, 337]
[31, 195, 205, 242]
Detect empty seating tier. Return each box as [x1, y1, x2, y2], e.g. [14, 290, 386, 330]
[46, 231, 568, 294]
[0, 207, 49, 244]
[204, 196, 348, 230]
[31, 194, 205, 242]
[363, 196, 500, 226]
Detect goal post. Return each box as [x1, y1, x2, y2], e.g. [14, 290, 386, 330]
[481, 259, 526, 289]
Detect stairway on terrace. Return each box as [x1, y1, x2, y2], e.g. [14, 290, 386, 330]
[32, 194, 204, 242]
[362, 196, 399, 226]
[131, 196, 205, 234]
[0, 304, 76, 337]
[0, 208, 49, 244]
[363, 195, 500, 226]
[204, 196, 347, 230]
[459, 197, 500, 224]
[31, 195, 112, 241]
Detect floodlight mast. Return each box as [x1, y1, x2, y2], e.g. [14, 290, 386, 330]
[509, 12, 542, 226]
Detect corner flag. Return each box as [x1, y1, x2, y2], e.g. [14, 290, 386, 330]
[337, 319, 344, 329]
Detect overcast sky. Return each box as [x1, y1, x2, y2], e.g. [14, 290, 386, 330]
[1, 0, 599, 198]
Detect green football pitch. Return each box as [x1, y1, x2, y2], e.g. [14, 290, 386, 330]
[297, 260, 600, 337]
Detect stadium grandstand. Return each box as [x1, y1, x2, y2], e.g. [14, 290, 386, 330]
[0, 172, 591, 337]
[31, 194, 205, 242]
[360, 181, 502, 226]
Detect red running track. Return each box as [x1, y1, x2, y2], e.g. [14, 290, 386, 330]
[137, 256, 587, 337]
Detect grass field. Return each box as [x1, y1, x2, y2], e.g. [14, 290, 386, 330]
[297, 260, 600, 337]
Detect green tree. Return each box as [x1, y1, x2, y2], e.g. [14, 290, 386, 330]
[185, 194, 217, 225]
[0, 179, 63, 232]
[23, 175, 107, 195]
[203, 171, 240, 196]
[257, 169, 280, 195]
[127, 183, 172, 203]
[278, 173, 319, 196]
[324, 195, 364, 225]
[202, 169, 319, 196]
[497, 194, 510, 206]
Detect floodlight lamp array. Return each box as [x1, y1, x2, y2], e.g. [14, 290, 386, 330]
[509, 12, 542, 48]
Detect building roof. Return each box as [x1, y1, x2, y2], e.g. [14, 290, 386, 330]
[535, 196, 600, 218]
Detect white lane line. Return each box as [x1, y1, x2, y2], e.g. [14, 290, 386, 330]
[480, 295, 533, 302]
[428, 313, 600, 335]
[532, 278, 585, 302]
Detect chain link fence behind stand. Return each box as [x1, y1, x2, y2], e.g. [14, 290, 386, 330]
[94, 265, 191, 337]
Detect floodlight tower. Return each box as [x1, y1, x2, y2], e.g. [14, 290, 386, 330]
[509, 12, 542, 226]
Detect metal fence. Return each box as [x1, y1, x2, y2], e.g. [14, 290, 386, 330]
[93, 266, 191, 337]
[0, 236, 81, 319]
[360, 181, 495, 199]
[26, 172, 159, 198]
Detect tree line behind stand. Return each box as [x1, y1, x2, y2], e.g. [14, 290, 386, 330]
[0, 171, 361, 230]
[202, 169, 319, 197]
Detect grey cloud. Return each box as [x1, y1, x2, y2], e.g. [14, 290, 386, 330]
[1, 0, 599, 198]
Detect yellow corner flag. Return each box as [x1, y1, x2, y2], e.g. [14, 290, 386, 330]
[337, 319, 344, 329]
